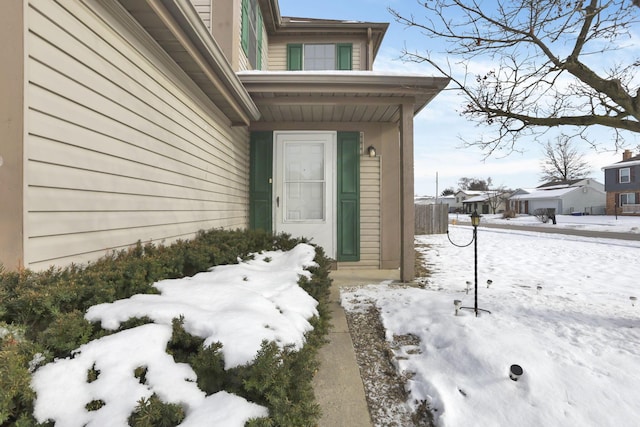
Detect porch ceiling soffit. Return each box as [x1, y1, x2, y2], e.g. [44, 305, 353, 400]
[237, 72, 450, 123]
[116, 0, 260, 125]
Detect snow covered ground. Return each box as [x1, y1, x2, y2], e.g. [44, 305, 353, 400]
[342, 215, 640, 427]
[452, 212, 640, 234]
[31, 244, 319, 427]
[28, 214, 640, 426]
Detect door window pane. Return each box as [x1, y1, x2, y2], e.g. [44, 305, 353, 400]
[285, 144, 324, 180]
[284, 142, 326, 221]
[286, 183, 325, 220]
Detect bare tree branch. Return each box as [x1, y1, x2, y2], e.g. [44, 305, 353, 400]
[389, 0, 640, 153]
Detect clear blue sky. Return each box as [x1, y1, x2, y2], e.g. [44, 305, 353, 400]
[277, 1, 636, 195]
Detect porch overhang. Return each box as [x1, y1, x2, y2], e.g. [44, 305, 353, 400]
[237, 71, 449, 123]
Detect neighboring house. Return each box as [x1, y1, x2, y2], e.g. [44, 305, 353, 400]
[452, 190, 485, 212]
[508, 179, 605, 215]
[461, 191, 508, 214]
[438, 195, 457, 211]
[602, 150, 640, 215]
[0, 0, 448, 280]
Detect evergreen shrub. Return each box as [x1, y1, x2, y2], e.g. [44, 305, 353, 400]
[0, 229, 332, 426]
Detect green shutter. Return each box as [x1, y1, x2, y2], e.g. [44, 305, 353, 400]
[337, 43, 352, 70]
[287, 44, 303, 71]
[257, 10, 263, 70]
[250, 132, 273, 232]
[241, 0, 249, 55]
[337, 132, 360, 261]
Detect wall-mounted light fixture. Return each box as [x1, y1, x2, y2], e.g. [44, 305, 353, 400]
[367, 146, 376, 157]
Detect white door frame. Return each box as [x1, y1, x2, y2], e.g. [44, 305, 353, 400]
[273, 131, 337, 257]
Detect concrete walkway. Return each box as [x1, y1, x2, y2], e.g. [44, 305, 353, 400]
[312, 269, 400, 427]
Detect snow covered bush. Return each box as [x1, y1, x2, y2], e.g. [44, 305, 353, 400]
[0, 229, 332, 426]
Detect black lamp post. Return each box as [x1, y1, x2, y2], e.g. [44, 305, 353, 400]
[470, 211, 481, 316]
[447, 210, 491, 317]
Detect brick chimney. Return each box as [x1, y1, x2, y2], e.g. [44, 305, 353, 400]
[623, 149, 632, 161]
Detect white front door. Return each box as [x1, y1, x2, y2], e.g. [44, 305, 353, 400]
[274, 131, 336, 257]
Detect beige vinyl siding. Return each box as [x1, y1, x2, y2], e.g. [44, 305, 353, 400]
[189, 0, 212, 30]
[268, 39, 363, 71]
[260, 24, 268, 70]
[267, 41, 285, 71]
[339, 156, 380, 269]
[238, 4, 250, 72]
[25, 0, 249, 270]
[239, 48, 251, 71]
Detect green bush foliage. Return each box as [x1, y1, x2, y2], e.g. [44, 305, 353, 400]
[39, 311, 96, 359]
[0, 228, 332, 426]
[128, 394, 185, 427]
[0, 325, 47, 426]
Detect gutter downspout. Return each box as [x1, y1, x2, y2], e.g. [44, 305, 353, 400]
[367, 27, 372, 70]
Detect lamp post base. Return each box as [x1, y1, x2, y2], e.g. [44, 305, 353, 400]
[459, 306, 492, 316]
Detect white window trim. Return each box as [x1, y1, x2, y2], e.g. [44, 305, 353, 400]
[619, 167, 631, 183]
[620, 192, 636, 205]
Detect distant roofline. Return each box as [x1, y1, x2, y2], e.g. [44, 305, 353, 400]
[260, 0, 388, 62]
[602, 159, 640, 170]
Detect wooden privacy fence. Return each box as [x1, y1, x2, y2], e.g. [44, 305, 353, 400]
[415, 203, 449, 235]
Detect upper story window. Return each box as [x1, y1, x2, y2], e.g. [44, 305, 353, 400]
[619, 167, 631, 183]
[241, 0, 263, 69]
[304, 44, 335, 70]
[287, 43, 352, 71]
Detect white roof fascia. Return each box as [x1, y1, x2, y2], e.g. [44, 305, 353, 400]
[602, 160, 640, 170]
